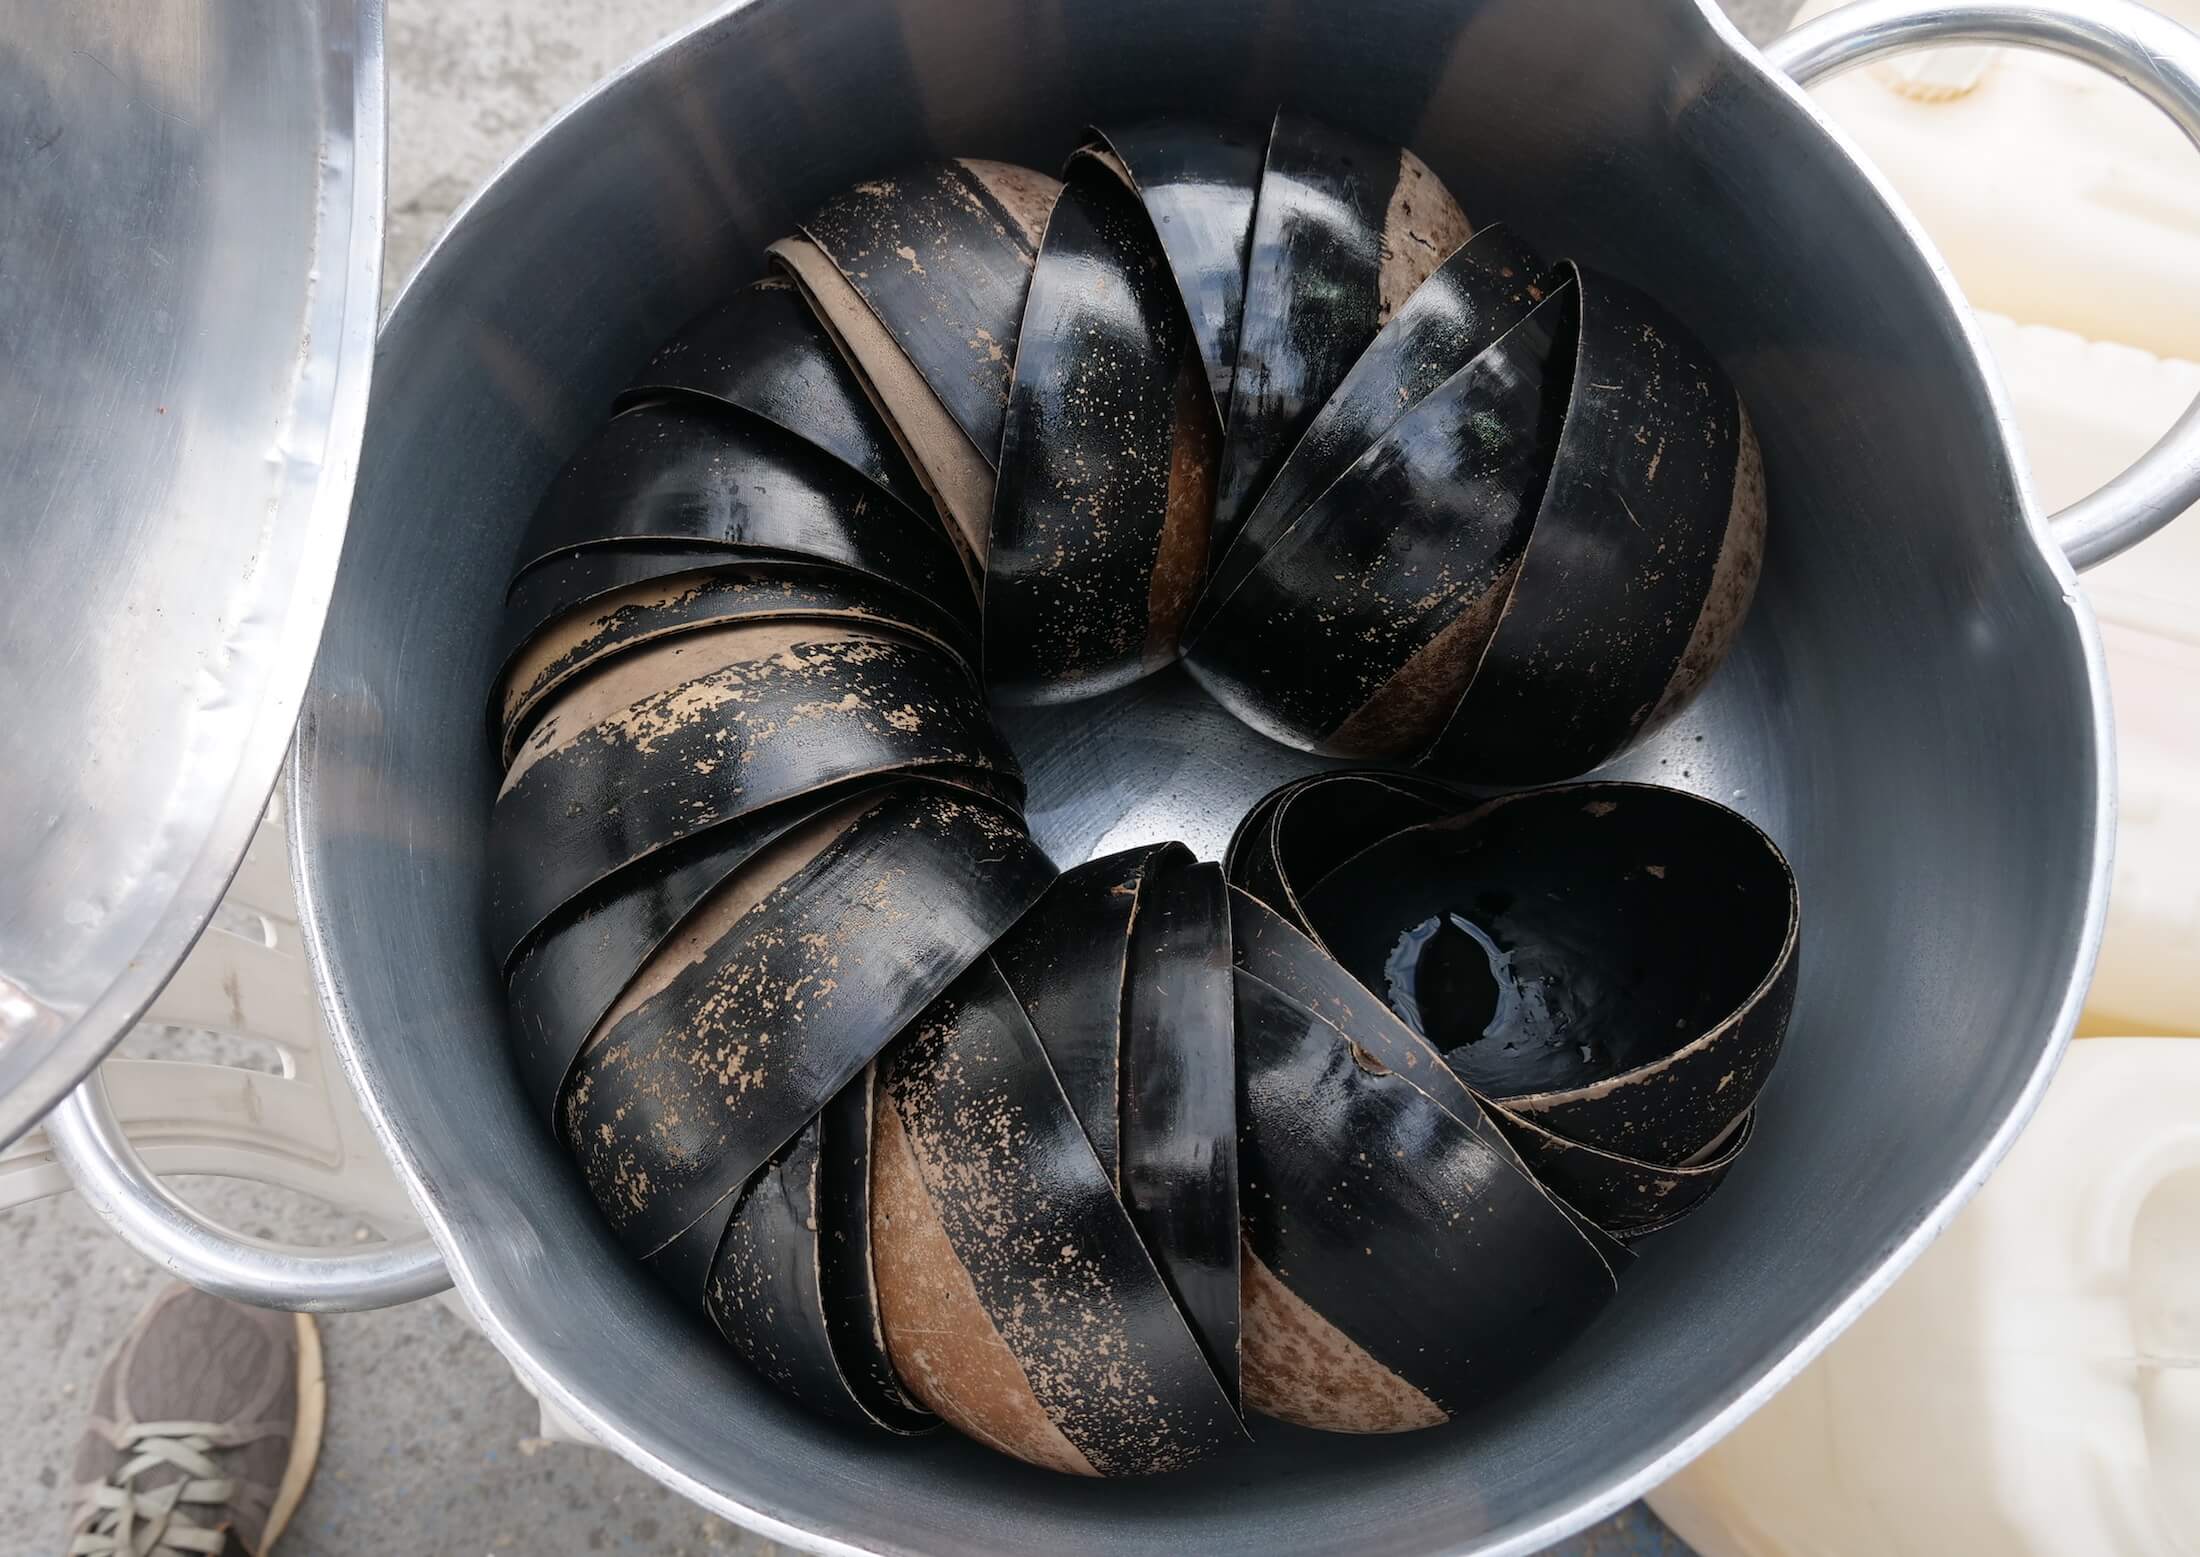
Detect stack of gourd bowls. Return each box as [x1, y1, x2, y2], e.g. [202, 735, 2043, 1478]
[484, 112, 1799, 1476]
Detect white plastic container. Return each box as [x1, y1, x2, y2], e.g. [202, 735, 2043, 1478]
[1790, 0, 2200, 360]
[1652, 1038, 2200, 1557]
[1976, 313, 2200, 1038]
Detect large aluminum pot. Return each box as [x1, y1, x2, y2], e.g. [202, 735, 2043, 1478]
[288, 0, 2200, 1550]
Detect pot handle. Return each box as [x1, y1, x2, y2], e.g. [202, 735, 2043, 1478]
[1767, 0, 2200, 571]
[43, 1066, 451, 1313]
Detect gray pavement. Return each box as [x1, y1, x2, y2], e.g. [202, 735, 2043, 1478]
[4, 0, 1795, 1550]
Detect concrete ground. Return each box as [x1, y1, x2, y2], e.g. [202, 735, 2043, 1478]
[5, 0, 1797, 1551]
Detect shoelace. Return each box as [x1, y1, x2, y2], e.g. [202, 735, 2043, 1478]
[69, 1420, 242, 1557]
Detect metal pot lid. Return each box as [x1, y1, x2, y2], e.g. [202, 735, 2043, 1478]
[0, 0, 385, 1145]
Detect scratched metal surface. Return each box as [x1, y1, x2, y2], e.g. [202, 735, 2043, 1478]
[0, 0, 382, 1146]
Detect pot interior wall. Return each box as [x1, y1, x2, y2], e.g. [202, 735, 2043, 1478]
[296, 0, 2103, 1551]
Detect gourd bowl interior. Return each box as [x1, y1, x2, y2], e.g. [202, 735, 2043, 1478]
[291, 0, 2109, 1551]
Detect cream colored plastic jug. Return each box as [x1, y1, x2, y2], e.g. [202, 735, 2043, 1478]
[1983, 313, 2200, 1038]
[1797, 0, 2200, 361]
[1653, 1038, 2200, 1557]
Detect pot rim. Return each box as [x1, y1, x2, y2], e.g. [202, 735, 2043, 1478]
[293, 0, 2116, 1550]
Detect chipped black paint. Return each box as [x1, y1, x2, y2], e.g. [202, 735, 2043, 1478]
[800, 162, 1044, 467]
[492, 562, 980, 765]
[561, 782, 1054, 1256]
[882, 958, 1246, 1474]
[505, 787, 886, 1122]
[485, 632, 1019, 969]
[501, 545, 822, 670]
[987, 162, 1212, 704]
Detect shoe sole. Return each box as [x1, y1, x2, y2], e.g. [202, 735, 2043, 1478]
[259, 1312, 327, 1555]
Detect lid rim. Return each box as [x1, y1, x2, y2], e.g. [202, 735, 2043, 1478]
[0, 0, 388, 1144]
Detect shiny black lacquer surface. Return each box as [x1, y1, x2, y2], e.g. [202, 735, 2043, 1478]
[1211, 112, 1401, 558]
[1494, 1105, 1757, 1239]
[1433, 267, 1751, 783]
[620, 277, 933, 517]
[1092, 119, 1264, 420]
[704, 1117, 862, 1420]
[1197, 225, 1550, 622]
[1233, 971, 1616, 1412]
[1189, 289, 1574, 753]
[993, 845, 1179, 1187]
[1118, 857, 1241, 1404]
[1225, 771, 1458, 929]
[509, 403, 974, 618]
[1228, 775, 1793, 1236]
[1305, 783, 1797, 1162]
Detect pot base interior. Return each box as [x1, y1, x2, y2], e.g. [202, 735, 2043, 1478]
[296, 0, 2105, 1551]
[997, 664, 1758, 871]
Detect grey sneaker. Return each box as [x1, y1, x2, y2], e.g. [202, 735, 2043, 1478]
[64, 1284, 326, 1557]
